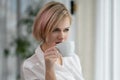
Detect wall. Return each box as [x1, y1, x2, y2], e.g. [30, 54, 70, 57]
[75, 0, 95, 80]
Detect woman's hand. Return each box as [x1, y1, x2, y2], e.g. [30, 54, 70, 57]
[44, 47, 60, 69]
[44, 47, 60, 80]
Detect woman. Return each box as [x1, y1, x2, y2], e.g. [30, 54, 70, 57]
[22, 1, 84, 80]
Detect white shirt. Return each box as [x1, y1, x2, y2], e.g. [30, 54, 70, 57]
[21, 46, 84, 80]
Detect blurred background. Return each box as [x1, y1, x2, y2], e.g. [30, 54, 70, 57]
[0, 0, 120, 80]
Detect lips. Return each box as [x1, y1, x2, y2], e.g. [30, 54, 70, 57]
[55, 39, 64, 44]
[55, 42, 61, 44]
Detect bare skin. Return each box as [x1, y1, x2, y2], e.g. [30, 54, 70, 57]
[41, 43, 62, 80]
[41, 17, 70, 80]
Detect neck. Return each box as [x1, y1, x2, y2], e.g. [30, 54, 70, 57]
[41, 43, 47, 52]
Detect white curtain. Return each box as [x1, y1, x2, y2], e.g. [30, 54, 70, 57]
[113, 0, 120, 80]
[94, 0, 120, 80]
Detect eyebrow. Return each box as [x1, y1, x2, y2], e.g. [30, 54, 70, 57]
[65, 27, 70, 28]
[55, 27, 70, 29]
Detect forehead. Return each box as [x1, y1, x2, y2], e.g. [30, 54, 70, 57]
[56, 17, 71, 29]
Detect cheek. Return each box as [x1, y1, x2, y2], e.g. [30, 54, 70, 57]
[49, 34, 58, 41]
[64, 33, 69, 40]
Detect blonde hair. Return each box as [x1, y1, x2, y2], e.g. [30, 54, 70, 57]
[33, 1, 72, 42]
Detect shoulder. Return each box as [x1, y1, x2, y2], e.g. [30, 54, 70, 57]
[22, 53, 39, 69]
[22, 46, 45, 69]
[21, 53, 46, 80]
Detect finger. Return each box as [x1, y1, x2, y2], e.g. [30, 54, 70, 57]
[44, 50, 56, 56]
[52, 58, 57, 62]
[45, 52, 58, 58]
[45, 55, 58, 61]
[45, 58, 57, 64]
[45, 53, 58, 58]
[45, 48, 59, 56]
[56, 50, 62, 58]
[45, 47, 56, 53]
[45, 50, 59, 57]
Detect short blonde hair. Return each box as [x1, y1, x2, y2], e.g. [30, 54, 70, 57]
[33, 1, 72, 42]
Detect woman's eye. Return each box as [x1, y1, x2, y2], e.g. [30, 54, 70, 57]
[52, 28, 70, 32]
[52, 28, 60, 32]
[64, 28, 69, 32]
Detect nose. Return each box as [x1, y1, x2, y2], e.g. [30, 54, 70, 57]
[58, 31, 64, 39]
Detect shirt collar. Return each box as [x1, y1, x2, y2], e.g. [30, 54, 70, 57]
[35, 45, 45, 62]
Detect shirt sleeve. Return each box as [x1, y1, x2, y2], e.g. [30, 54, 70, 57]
[22, 66, 39, 80]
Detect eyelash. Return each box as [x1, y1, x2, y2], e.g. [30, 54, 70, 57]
[52, 28, 69, 32]
[64, 29, 69, 32]
[52, 29, 59, 32]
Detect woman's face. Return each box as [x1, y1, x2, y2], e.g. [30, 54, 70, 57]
[46, 17, 71, 46]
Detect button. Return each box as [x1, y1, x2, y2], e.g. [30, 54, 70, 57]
[36, 63, 39, 65]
